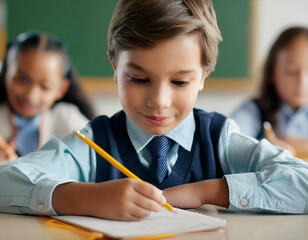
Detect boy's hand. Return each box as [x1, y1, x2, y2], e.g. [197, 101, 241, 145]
[0, 137, 18, 162]
[163, 179, 229, 209]
[52, 179, 166, 221]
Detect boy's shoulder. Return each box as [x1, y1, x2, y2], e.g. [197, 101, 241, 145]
[90, 110, 125, 133]
[193, 108, 227, 120]
[193, 108, 227, 135]
[91, 110, 125, 123]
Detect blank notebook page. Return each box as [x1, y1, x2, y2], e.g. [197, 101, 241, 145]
[54, 208, 226, 238]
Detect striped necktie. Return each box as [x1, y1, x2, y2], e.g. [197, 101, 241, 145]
[146, 136, 174, 184]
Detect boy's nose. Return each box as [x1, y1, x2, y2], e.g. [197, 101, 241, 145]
[24, 85, 40, 103]
[146, 85, 172, 109]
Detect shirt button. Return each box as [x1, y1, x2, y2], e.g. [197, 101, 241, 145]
[240, 199, 248, 207]
[37, 204, 44, 211]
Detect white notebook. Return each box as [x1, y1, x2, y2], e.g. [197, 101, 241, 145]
[54, 208, 226, 238]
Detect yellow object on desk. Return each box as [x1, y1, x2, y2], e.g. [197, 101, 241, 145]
[45, 218, 103, 240]
[73, 130, 178, 214]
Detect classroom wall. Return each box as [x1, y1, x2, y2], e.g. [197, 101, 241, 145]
[1, 1, 308, 117]
[0, 0, 6, 61]
[254, 0, 308, 77]
[4, 0, 251, 81]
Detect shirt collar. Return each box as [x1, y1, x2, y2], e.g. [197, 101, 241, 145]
[280, 102, 308, 118]
[126, 111, 195, 153]
[14, 113, 40, 129]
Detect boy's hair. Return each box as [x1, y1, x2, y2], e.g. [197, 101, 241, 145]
[256, 26, 308, 129]
[0, 31, 94, 119]
[107, 0, 222, 72]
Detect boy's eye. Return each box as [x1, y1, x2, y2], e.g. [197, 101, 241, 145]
[171, 80, 189, 87]
[16, 75, 30, 85]
[129, 77, 150, 85]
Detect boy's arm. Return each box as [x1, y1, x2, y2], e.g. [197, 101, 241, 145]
[52, 179, 166, 221]
[163, 178, 229, 208]
[0, 126, 95, 216]
[219, 119, 308, 213]
[165, 119, 308, 214]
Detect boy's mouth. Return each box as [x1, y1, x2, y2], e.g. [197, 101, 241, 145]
[143, 114, 169, 126]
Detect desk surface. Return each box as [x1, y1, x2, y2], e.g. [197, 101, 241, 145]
[1, 205, 308, 240]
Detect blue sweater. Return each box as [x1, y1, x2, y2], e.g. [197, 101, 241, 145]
[91, 109, 226, 189]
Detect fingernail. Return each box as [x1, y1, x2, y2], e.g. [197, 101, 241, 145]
[161, 195, 166, 204]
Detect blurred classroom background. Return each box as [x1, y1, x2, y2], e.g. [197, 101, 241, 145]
[0, 0, 308, 117]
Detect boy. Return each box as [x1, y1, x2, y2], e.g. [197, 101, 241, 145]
[0, 0, 307, 221]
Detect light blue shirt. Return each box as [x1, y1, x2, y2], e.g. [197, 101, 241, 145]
[0, 111, 308, 216]
[127, 111, 195, 175]
[231, 101, 308, 138]
[15, 113, 40, 156]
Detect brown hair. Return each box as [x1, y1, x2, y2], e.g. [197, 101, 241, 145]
[107, 0, 222, 72]
[256, 27, 308, 129]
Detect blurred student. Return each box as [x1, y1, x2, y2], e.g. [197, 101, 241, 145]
[231, 27, 308, 157]
[0, 31, 94, 161]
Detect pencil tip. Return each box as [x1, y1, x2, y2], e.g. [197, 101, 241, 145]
[172, 208, 178, 214]
[73, 129, 85, 138]
[73, 129, 79, 135]
[263, 121, 272, 130]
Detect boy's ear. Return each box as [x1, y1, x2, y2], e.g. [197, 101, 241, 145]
[108, 55, 116, 70]
[199, 71, 211, 91]
[108, 55, 118, 83]
[56, 78, 70, 100]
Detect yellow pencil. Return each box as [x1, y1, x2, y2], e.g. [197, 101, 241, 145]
[73, 130, 178, 214]
[263, 121, 276, 139]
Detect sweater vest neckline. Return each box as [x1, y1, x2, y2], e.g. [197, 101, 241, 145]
[92, 109, 226, 189]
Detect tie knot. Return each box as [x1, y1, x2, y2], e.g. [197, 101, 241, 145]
[146, 136, 174, 158]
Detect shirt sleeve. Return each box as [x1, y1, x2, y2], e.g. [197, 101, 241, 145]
[219, 118, 308, 213]
[230, 101, 262, 138]
[0, 124, 97, 216]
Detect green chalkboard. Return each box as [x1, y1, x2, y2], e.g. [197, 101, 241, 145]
[212, 1, 250, 78]
[6, 0, 250, 78]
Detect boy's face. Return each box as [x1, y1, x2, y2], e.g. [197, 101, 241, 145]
[112, 35, 209, 135]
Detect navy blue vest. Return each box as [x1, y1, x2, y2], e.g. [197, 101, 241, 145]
[91, 109, 226, 190]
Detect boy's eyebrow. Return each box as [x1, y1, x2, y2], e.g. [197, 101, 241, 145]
[127, 62, 198, 75]
[127, 62, 145, 71]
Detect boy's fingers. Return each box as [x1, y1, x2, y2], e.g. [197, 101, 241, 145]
[130, 204, 153, 219]
[133, 193, 162, 213]
[133, 181, 166, 206]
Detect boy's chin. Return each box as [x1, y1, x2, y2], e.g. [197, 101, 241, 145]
[142, 126, 172, 136]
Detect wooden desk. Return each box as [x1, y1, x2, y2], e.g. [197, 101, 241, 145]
[0, 205, 307, 240]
